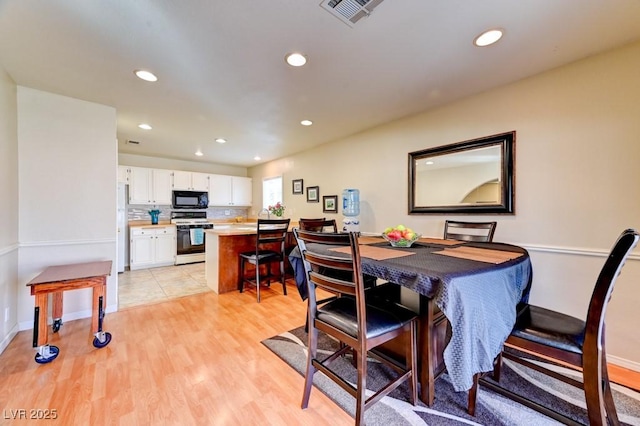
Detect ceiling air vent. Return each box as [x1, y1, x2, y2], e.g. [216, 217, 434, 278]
[320, 0, 385, 27]
[126, 140, 140, 145]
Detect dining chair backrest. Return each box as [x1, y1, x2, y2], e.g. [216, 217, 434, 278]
[255, 218, 290, 252]
[467, 228, 639, 422]
[583, 228, 639, 357]
[293, 227, 419, 424]
[299, 218, 338, 233]
[444, 220, 497, 242]
[293, 229, 367, 323]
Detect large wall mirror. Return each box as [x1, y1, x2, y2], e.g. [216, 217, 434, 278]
[409, 131, 515, 214]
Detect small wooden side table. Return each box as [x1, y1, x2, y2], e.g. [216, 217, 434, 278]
[27, 260, 113, 364]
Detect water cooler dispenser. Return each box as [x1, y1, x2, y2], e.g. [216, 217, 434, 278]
[342, 189, 360, 232]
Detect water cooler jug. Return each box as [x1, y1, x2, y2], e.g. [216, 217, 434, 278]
[342, 189, 360, 232]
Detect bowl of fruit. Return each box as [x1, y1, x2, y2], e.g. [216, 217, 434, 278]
[382, 225, 421, 248]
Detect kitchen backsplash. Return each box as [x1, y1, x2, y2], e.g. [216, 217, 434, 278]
[127, 205, 249, 221]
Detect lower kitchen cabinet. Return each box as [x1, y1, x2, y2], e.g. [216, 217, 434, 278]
[130, 226, 176, 270]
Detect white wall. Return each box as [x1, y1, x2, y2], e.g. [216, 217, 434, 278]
[0, 66, 19, 353]
[249, 41, 640, 368]
[17, 87, 118, 330]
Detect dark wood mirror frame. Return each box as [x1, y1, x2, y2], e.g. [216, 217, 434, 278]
[408, 131, 515, 214]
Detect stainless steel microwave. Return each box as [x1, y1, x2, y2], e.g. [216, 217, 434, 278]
[172, 190, 209, 209]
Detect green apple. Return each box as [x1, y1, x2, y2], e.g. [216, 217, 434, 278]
[396, 225, 406, 232]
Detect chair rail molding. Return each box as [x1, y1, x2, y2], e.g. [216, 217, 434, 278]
[20, 238, 116, 248]
[521, 243, 640, 261]
[0, 243, 19, 257]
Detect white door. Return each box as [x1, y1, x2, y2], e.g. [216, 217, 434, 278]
[130, 231, 155, 269]
[152, 169, 173, 205]
[155, 229, 176, 264]
[232, 177, 252, 206]
[191, 172, 210, 191]
[172, 170, 191, 190]
[128, 167, 152, 204]
[208, 174, 232, 205]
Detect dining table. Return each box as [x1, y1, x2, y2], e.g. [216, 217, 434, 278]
[288, 235, 532, 405]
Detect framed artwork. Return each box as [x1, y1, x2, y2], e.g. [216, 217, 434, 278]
[292, 179, 304, 194]
[323, 195, 338, 213]
[307, 186, 319, 202]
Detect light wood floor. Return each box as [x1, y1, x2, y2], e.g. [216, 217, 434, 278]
[0, 282, 352, 425]
[1, 281, 638, 425]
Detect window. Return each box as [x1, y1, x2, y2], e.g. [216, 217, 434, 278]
[262, 176, 283, 209]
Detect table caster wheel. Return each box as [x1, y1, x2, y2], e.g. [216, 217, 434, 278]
[34, 345, 59, 364]
[93, 332, 112, 348]
[52, 319, 62, 333]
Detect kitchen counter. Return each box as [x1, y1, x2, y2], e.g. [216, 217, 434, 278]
[204, 223, 298, 294]
[127, 219, 259, 228]
[128, 221, 175, 228]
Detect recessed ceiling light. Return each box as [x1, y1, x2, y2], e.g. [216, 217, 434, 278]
[426, 161, 434, 165]
[254, 156, 261, 161]
[134, 69, 158, 82]
[300, 120, 313, 126]
[474, 29, 504, 47]
[195, 150, 203, 157]
[285, 53, 307, 67]
[138, 123, 152, 130]
[215, 138, 227, 144]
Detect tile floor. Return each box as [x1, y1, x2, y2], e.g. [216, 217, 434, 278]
[117, 262, 211, 309]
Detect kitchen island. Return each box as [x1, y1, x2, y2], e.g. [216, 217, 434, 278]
[204, 223, 297, 294]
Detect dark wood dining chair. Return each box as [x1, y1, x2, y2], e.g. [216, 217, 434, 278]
[299, 218, 338, 233]
[238, 218, 291, 302]
[294, 229, 418, 425]
[467, 228, 639, 424]
[444, 220, 497, 242]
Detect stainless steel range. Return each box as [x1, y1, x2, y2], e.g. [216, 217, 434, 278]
[170, 211, 213, 265]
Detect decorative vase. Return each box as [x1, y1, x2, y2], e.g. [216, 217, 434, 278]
[149, 210, 160, 225]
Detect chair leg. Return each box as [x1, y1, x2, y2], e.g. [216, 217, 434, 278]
[583, 353, 608, 425]
[238, 258, 245, 292]
[601, 353, 619, 424]
[280, 260, 287, 295]
[406, 321, 418, 406]
[301, 326, 318, 409]
[355, 347, 367, 426]
[468, 373, 480, 416]
[255, 262, 261, 303]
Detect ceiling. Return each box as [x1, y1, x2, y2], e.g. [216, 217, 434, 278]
[1, 1, 640, 168]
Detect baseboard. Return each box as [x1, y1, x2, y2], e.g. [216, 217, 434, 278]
[0, 324, 19, 355]
[608, 354, 640, 373]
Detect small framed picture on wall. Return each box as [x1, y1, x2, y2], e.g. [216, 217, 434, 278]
[292, 179, 304, 194]
[307, 186, 319, 202]
[323, 195, 338, 213]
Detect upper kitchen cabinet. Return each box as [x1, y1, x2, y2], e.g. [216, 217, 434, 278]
[209, 175, 252, 206]
[128, 167, 173, 205]
[172, 171, 209, 191]
[117, 165, 129, 184]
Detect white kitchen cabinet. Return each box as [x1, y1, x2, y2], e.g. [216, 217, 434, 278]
[231, 176, 252, 206]
[128, 167, 173, 205]
[173, 171, 209, 191]
[130, 226, 176, 270]
[117, 165, 129, 184]
[208, 175, 252, 206]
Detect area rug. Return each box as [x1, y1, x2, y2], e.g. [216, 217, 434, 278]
[262, 326, 640, 425]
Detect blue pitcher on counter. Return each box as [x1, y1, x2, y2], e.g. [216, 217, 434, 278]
[148, 209, 160, 225]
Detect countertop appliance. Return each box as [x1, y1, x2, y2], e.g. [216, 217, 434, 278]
[171, 211, 213, 265]
[172, 190, 208, 209]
